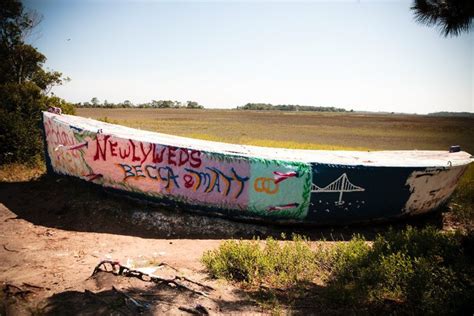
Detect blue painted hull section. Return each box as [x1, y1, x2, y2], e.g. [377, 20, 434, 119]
[47, 163, 445, 226]
[307, 164, 418, 224]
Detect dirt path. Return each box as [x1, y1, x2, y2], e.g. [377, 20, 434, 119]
[0, 174, 451, 315]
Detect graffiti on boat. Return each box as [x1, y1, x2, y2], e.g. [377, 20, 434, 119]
[42, 111, 470, 224]
[43, 114, 312, 219]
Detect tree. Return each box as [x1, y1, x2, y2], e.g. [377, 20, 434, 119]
[0, 1, 68, 89]
[91, 97, 100, 106]
[411, 0, 474, 36]
[186, 101, 203, 109]
[155, 100, 174, 108]
[0, 0, 74, 165]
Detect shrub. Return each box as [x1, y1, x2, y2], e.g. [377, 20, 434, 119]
[0, 83, 75, 165]
[203, 228, 473, 314]
[202, 239, 264, 283]
[0, 109, 43, 165]
[316, 235, 370, 279]
[201, 234, 317, 286]
[321, 227, 473, 315]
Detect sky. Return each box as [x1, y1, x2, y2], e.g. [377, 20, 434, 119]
[24, 0, 473, 113]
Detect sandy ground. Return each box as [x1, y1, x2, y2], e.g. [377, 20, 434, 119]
[0, 203, 270, 315]
[0, 174, 451, 315]
[0, 174, 272, 315]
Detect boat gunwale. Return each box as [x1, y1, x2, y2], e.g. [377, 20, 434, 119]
[44, 112, 473, 168]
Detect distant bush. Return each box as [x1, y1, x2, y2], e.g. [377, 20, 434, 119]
[428, 111, 474, 118]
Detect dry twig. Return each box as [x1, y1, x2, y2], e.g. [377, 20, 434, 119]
[91, 260, 213, 297]
[3, 244, 19, 252]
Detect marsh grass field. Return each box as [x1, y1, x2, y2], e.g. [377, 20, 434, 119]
[76, 108, 474, 153]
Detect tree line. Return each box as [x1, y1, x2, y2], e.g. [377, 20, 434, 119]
[428, 111, 474, 118]
[76, 99, 350, 112]
[237, 103, 348, 112]
[75, 98, 204, 109]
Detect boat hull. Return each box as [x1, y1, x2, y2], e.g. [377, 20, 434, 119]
[42, 112, 471, 225]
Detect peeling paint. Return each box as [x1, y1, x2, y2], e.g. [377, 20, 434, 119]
[404, 166, 468, 215]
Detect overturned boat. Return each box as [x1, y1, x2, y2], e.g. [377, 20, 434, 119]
[42, 110, 472, 225]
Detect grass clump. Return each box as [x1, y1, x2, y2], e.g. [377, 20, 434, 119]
[97, 116, 117, 124]
[201, 234, 317, 286]
[0, 163, 45, 182]
[319, 226, 473, 314]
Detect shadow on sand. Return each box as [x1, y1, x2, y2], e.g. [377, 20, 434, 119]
[0, 174, 446, 241]
[2, 271, 264, 315]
